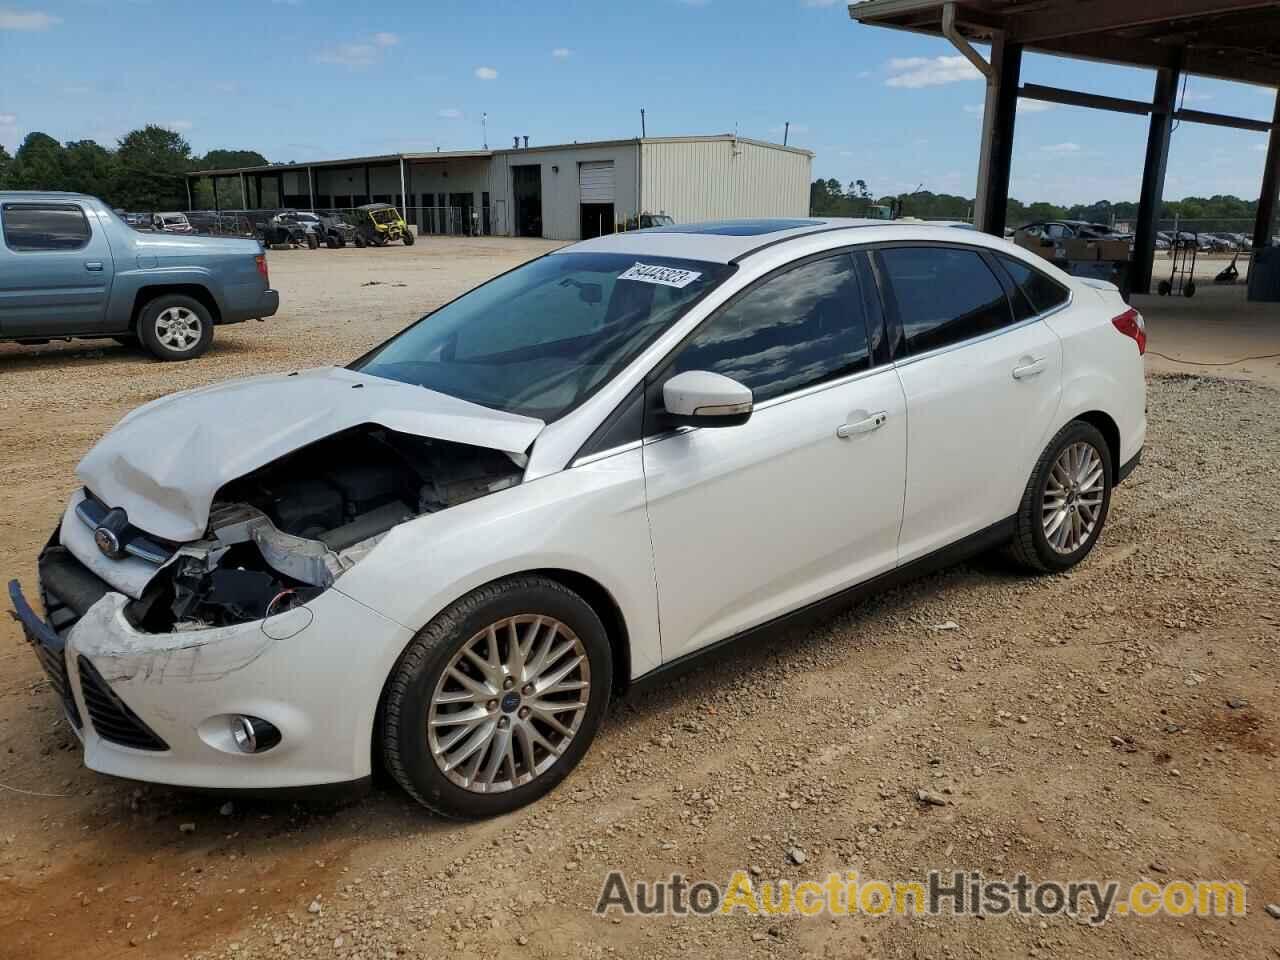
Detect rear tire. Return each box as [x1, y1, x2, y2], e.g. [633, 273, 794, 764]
[402, 230, 416, 246]
[1009, 420, 1113, 573]
[326, 234, 339, 249]
[137, 294, 214, 362]
[381, 575, 612, 818]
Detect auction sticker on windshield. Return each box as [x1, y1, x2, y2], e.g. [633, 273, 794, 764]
[619, 263, 702, 288]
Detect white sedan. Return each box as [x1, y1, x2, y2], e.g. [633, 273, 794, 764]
[11, 218, 1146, 817]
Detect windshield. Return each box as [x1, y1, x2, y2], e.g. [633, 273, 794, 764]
[163, 215, 188, 225]
[352, 252, 733, 421]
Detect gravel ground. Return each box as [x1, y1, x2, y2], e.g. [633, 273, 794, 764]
[0, 239, 1277, 960]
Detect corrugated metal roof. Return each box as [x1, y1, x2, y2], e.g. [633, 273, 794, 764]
[188, 135, 811, 178]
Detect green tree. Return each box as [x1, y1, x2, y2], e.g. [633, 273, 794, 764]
[193, 148, 268, 208]
[0, 144, 12, 189]
[61, 139, 117, 199]
[10, 132, 66, 190]
[114, 125, 193, 210]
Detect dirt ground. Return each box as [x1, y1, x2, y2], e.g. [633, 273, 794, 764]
[1, 238, 1278, 960]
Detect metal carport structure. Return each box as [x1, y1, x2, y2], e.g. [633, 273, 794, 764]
[848, 0, 1280, 295]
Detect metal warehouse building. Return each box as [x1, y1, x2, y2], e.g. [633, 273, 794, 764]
[186, 134, 813, 242]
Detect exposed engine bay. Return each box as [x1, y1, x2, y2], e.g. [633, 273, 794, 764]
[125, 426, 524, 632]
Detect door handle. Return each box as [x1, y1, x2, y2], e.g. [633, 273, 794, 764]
[837, 412, 888, 439]
[1012, 357, 1047, 380]
[84, 261, 104, 272]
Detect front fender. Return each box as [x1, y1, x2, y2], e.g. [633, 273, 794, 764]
[333, 449, 662, 679]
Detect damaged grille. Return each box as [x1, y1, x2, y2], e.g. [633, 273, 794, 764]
[76, 656, 169, 751]
[31, 625, 82, 729]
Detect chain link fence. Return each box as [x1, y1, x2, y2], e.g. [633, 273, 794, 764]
[128, 206, 498, 240]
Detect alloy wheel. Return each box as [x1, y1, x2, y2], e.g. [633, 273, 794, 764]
[1042, 441, 1106, 554]
[427, 615, 591, 794]
[154, 306, 203, 352]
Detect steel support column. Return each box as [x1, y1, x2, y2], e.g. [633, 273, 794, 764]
[239, 172, 247, 208]
[1133, 58, 1182, 295]
[307, 166, 315, 210]
[184, 177, 193, 212]
[1253, 89, 1280, 250]
[364, 165, 372, 203]
[976, 41, 1021, 236]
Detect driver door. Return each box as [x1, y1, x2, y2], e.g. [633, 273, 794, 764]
[642, 251, 908, 661]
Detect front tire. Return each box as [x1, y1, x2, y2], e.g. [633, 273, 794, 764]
[1009, 420, 1113, 573]
[137, 295, 214, 361]
[402, 230, 415, 246]
[381, 575, 612, 818]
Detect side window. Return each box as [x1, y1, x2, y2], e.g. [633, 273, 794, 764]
[997, 254, 1071, 316]
[1045, 223, 1070, 240]
[1, 203, 92, 252]
[668, 253, 870, 404]
[877, 247, 1012, 356]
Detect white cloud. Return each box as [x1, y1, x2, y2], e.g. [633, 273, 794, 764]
[438, 108, 463, 119]
[317, 34, 398, 68]
[1018, 98, 1055, 113]
[885, 55, 981, 88]
[1041, 141, 1081, 153]
[475, 66, 498, 80]
[1181, 90, 1213, 104]
[164, 120, 193, 131]
[856, 70, 872, 79]
[552, 47, 571, 59]
[0, 112, 16, 125]
[0, 8, 61, 30]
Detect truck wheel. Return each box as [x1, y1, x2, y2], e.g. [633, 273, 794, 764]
[138, 295, 214, 362]
[354, 234, 366, 248]
[307, 233, 319, 250]
[326, 234, 339, 249]
[403, 230, 416, 246]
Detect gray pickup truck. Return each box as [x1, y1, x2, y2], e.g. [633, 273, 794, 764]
[0, 192, 279, 361]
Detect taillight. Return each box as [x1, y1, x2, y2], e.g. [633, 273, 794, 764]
[255, 254, 269, 286]
[1111, 307, 1146, 355]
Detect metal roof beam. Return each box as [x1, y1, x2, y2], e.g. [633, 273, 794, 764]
[1018, 82, 1152, 116]
[1007, 0, 1280, 44]
[1173, 107, 1273, 131]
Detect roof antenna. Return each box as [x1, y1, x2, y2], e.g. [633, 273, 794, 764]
[640, 108, 646, 138]
[783, 121, 790, 146]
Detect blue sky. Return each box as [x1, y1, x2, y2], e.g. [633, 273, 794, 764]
[1, 0, 1275, 205]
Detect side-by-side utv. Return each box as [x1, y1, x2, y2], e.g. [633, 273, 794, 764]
[352, 203, 415, 247]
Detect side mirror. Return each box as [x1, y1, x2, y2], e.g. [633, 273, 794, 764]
[662, 370, 753, 428]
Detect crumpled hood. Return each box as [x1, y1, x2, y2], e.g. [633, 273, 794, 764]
[77, 367, 544, 543]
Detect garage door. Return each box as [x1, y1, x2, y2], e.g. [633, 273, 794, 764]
[580, 161, 615, 203]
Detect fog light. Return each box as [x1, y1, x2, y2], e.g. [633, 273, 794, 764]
[230, 715, 281, 754]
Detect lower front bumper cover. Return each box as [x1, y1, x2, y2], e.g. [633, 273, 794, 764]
[9, 579, 412, 791]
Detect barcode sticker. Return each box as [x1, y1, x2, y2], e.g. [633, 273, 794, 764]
[618, 263, 702, 288]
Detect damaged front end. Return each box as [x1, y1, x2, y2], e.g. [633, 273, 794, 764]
[115, 425, 526, 633]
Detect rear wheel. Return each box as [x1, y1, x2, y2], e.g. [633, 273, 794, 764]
[1009, 420, 1113, 573]
[325, 234, 339, 249]
[137, 295, 214, 362]
[402, 229, 415, 246]
[354, 233, 366, 248]
[381, 575, 612, 818]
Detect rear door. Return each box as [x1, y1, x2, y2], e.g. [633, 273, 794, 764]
[0, 201, 115, 337]
[873, 244, 1063, 563]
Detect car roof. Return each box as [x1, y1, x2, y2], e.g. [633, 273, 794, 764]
[564, 218, 1006, 264]
[566, 218, 889, 264]
[0, 190, 98, 203]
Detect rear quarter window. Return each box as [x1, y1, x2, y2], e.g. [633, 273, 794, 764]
[997, 254, 1071, 315]
[2, 203, 92, 252]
